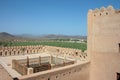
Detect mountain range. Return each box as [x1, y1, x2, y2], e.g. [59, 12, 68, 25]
[0, 32, 87, 41]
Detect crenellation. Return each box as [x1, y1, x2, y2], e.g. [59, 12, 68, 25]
[100, 7, 106, 12]
[88, 5, 120, 17]
[94, 8, 99, 12]
[88, 9, 92, 12]
[0, 45, 87, 60]
[107, 5, 114, 11]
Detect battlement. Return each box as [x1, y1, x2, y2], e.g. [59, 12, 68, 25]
[88, 5, 120, 17]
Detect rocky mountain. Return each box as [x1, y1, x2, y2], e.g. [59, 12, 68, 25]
[0, 32, 14, 38]
[0, 32, 87, 41]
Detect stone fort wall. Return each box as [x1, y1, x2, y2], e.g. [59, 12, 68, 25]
[18, 62, 89, 80]
[88, 5, 120, 53]
[88, 6, 120, 80]
[0, 45, 89, 80]
[0, 45, 87, 60]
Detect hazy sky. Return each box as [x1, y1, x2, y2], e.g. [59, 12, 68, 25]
[0, 0, 120, 36]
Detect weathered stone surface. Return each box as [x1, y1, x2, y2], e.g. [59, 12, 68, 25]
[88, 5, 120, 80]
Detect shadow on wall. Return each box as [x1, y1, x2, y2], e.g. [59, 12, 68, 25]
[78, 63, 90, 80]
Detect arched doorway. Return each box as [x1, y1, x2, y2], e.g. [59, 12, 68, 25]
[5, 51, 7, 56]
[10, 51, 11, 55]
[27, 50, 29, 53]
[18, 51, 20, 55]
[14, 51, 16, 55]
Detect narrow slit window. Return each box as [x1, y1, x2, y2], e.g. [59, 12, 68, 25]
[0, 52, 2, 56]
[118, 43, 120, 53]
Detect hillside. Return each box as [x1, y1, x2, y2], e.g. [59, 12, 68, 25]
[0, 32, 87, 41]
[40, 34, 87, 39]
[0, 32, 15, 41]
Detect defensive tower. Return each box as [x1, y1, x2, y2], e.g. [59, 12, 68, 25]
[88, 5, 120, 80]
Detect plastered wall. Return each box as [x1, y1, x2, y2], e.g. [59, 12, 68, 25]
[88, 5, 120, 53]
[18, 62, 90, 80]
[87, 6, 120, 80]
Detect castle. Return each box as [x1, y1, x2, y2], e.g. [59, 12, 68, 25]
[0, 5, 120, 80]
